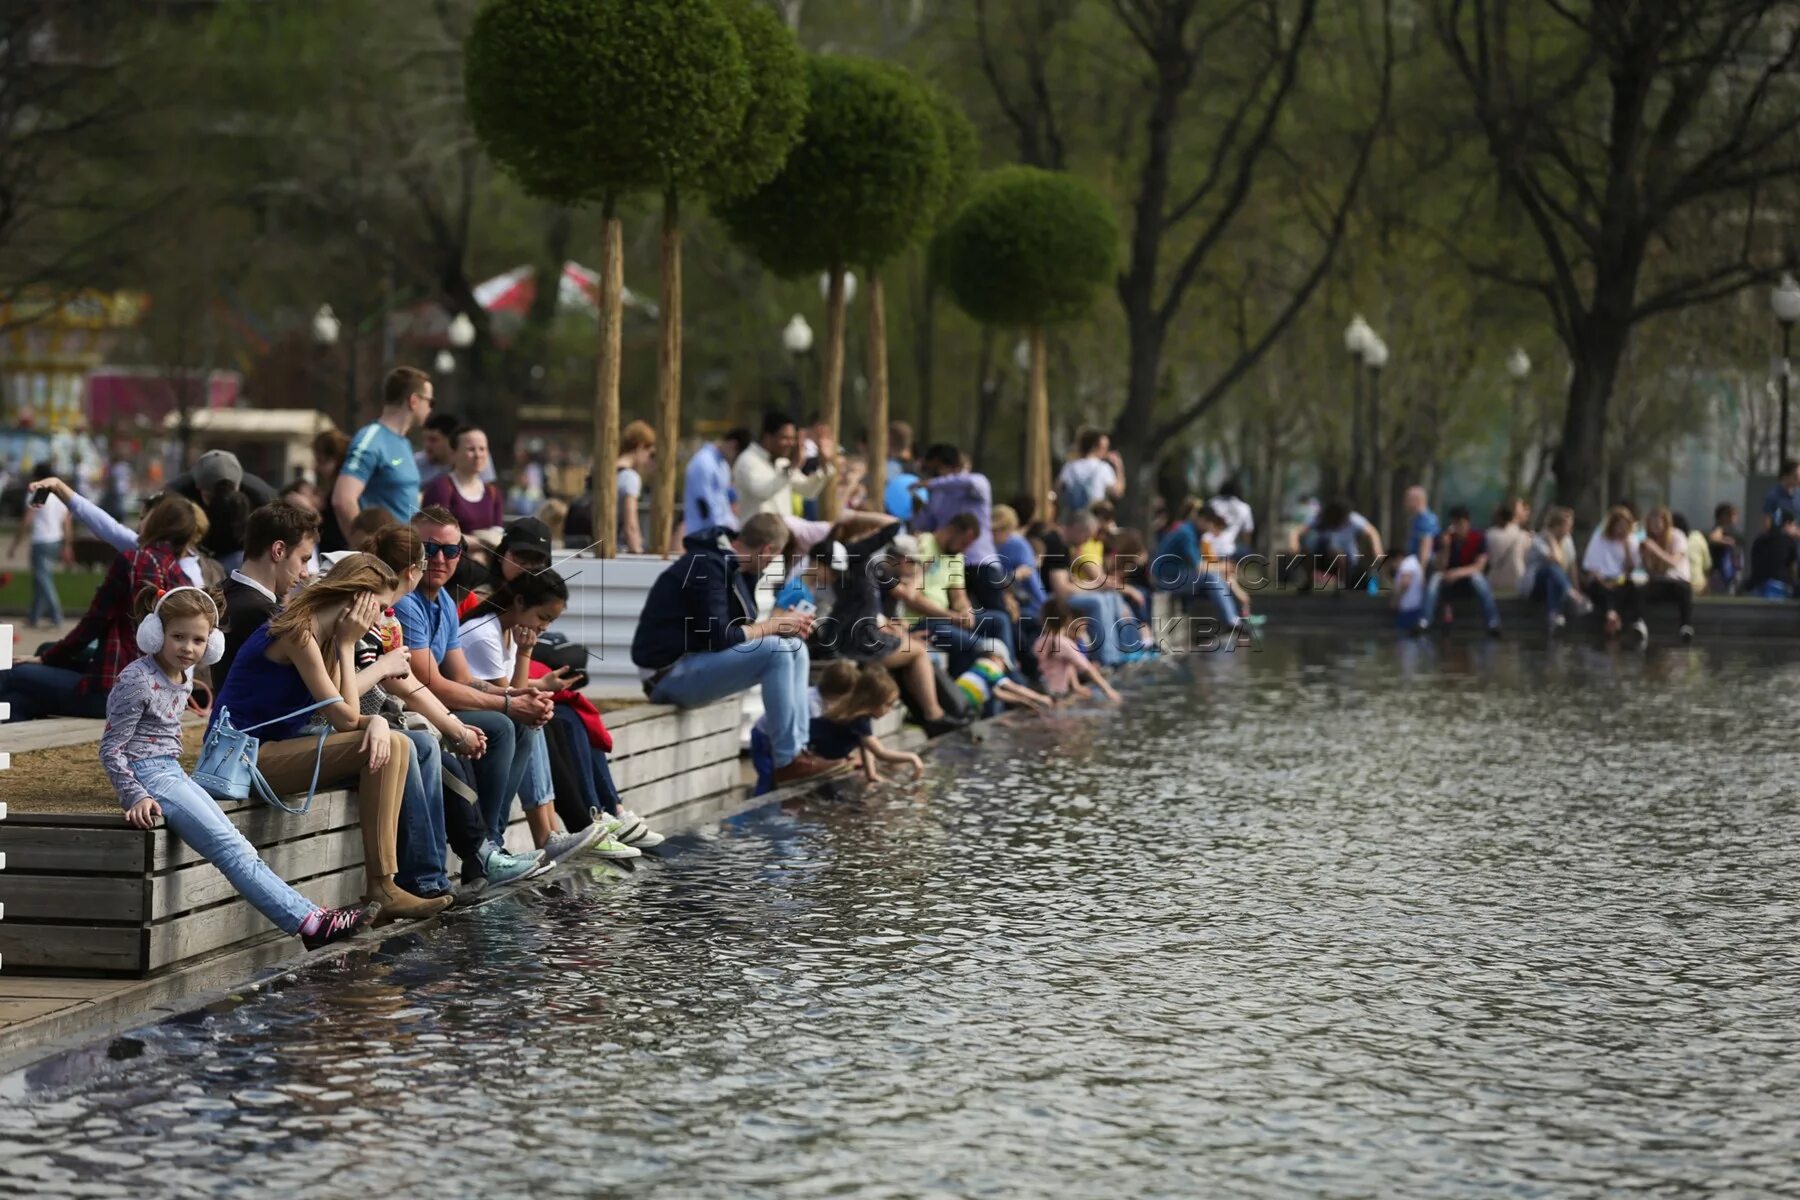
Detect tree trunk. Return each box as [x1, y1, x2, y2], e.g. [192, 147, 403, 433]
[819, 265, 848, 520]
[1369, 368, 1385, 542]
[1026, 325, 1050, 520]
[973, 327, 997, 469]
[913, 259, 937, 448]
[1347, 363, 1365, 510]
[1111, 313, 1165, 528]
[1554, 319, 1628, 528]
[867, 270, 890, 509]
[594, 203, 623, 560]
[653, 190, 682, 556]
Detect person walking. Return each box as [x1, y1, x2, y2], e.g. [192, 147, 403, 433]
[10, 462, 72, 628]
[332, 366, 431, 541]
[616, 419, 657, 554]
[683, 427, 749, 535]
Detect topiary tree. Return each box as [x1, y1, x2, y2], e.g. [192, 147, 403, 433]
[467, 0, 748, 557]
[718, 56, 949, 518]
[936, 166, 1119, 515]
[907, 84, 980, 469]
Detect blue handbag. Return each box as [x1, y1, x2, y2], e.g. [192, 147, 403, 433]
[194, 697, 344, 816]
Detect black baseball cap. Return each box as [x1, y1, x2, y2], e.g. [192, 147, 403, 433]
[499, 517, 553, 560]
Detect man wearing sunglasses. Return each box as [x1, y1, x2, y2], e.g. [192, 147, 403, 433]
[395, 506, 553, 875]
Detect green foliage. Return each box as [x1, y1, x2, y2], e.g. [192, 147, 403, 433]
[926, 85, 980, 229]
[716, 55, 949, 275]
[704, 0, 807, 204]
[464, 0, 750, 205]
[936, 165, 1117, 328]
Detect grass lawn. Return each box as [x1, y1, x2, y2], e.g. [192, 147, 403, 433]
[0, 567, 108, 617]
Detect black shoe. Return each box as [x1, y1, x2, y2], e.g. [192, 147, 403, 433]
[300, 903, 375, 951]
[922, 714, 971, 738]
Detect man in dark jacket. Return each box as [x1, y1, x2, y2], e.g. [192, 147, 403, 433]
[632, 512, 839, 785]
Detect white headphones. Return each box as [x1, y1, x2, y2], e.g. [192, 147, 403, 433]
[137, 585, 226, 667]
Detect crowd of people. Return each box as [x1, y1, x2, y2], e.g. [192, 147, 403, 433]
[3, 359, 1792, 951]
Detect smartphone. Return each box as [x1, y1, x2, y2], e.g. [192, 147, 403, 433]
[28, 486, 49, 507]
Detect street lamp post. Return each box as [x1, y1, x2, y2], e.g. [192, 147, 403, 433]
[1505, 346, 1532, 499]
[1365, 333, 1389, 538]
[445, 311, 476, 412]
[311, 303, 342, 426]
[782, 313, 814, 411]
[1344, 314, 1374, 509]
[1770, 274, 1800, 464]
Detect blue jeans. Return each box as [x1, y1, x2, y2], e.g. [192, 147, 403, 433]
[0, 662, 107, 722]
[1164, 569, 1240, 626]
[1423, 572, 1500, 628]
[651, 635, 809, 769]
[547, 704, 624, 818]
[1529, 564, 1571, 615]
[130, 757, 315, 934]
[395, 728, 450, 896]
[453, 710, 539, 846]
[29, 540, 62, 625]
[521, 731, 554, 813]
[919, 610, 1016, 675]
[1065, 590, 1129, 666]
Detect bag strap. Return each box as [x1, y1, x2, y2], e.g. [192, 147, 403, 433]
[237, 696, 342, 736]
[249, 722, 335, 817]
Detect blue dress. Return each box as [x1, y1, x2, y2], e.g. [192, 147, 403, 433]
[209, 623, 319, 740]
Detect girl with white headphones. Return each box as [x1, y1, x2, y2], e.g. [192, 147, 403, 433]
[97, 584, 373, 951]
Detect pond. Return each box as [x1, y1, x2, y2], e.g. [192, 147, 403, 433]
[3, 637, 1797, 1198]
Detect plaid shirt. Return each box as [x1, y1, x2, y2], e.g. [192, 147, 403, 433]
[40, 542, 185, 694]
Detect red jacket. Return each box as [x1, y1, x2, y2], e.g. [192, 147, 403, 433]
[528, 658, 612, 752]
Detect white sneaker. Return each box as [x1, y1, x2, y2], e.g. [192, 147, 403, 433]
[618, 808, 665, 848]
[592, 834, 642, 860]
[1632, 619, 1649, 644]
[541, 823, 604, 865]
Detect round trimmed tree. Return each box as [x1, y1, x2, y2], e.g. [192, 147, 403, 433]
[936, 166, 1118, 513]
[718, 56, 949, 517]
[467, 0, 749, 557]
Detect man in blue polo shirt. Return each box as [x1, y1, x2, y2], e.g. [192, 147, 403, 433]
[333, 366, 430, 543]
[1762, 459, 1800, 530]
[1403, 484, 1440, 572]
[398, 506, 552, 880]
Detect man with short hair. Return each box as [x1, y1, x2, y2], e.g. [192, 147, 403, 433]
[883, 420, 920, 522]
[1419, 504, 1501, 636]
[1056, 428, 1123, 513]
[733, 410, 833, 518]
[631, 512, 840, 785]
[913, 443, 1012, 643]
[685, 427, 749, 535]
[399, 505, 553, 875]
[333, 366, 431, 541]
[415, 412, 461, 487]
[1404, 485, 1440, 572]
[215, 502, 321, 684]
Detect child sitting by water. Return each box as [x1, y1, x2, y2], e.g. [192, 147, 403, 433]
[1033, 598, 1123, 704]
[749, 661, 923, 792]
[100, 585, 374, 951]
[955, 640, 1054, 716]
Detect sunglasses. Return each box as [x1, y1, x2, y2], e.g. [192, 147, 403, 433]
[423, 541, 463, 559]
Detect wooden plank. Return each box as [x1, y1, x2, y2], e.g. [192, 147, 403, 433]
[0, 978, 127, 999]
[0, 924, 145, 974]
[609, 701, 740, 760]
[0, 874, 148, 923]
[153, 789, 360, 870]
[147, 864, 365, 971]
[620, 760, 738, 819]
[0, 998, 84, 1023]
[0, 826, 147, 874]
[610, 728, 741, 791]
[151, 827, 365, 920]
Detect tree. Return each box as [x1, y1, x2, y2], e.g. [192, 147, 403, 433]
[909, 85, 981, 482]
[1436, 0, 1800, 524]
[718, 55, 949, 518]
[967, 0, 1394, 526]
[466, 0, 749, 556]
[936, 165, 1119, 511]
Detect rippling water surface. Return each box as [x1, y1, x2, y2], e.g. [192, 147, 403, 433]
[4, 637, 1798, 1198]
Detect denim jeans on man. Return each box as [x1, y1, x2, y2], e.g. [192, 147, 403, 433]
[1529, 564, 1572, 616]
[1166, 567, 1240, 627]
[395, 728, 451, 897]
[450, 710, 539, 846]
[918, 609, 1016, 677]
[29, 539, 63, 625]
[0, 662, 107, 721]
[1064, 590, 1130, 666]
[1422, 571, 1500, 628]
[130, 757, 315, 933]
[651, 635, 810, 769]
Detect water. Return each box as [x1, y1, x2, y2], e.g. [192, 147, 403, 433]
[3, 637, 1798, 1198]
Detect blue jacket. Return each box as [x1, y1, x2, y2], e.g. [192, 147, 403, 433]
[631, 526, 759, 671]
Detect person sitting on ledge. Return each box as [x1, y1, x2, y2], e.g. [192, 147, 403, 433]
[1582, 505, 1646, 640]
[1639, 506, 1696, 643]
[1418, 505, 1501, 637]
[215, 502, 321, 685]
[631, 512, 841, 786]
[1743, 509, 1799, 599]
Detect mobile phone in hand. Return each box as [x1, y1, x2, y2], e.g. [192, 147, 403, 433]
[29, 485, 49, 507]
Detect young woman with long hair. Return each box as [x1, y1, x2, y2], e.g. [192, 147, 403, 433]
[209, 554, 450, 922]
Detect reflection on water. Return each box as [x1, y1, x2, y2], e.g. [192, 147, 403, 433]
[3, 638, 1798, 1198]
